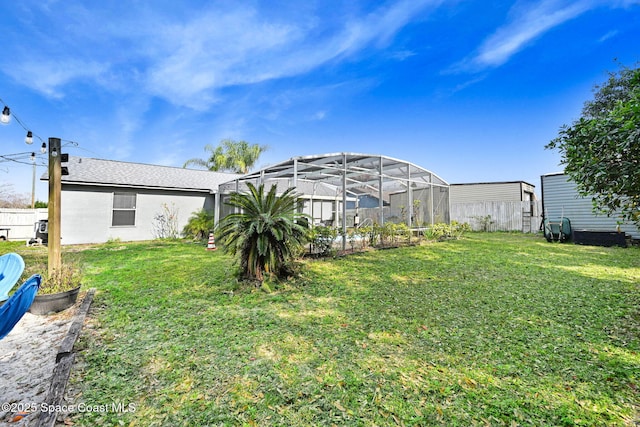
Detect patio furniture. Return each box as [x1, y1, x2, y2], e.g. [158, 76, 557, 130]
[0, 274, 41, 339]
[0, 253, 26, 303]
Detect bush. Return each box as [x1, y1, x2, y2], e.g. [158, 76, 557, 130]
[183, 209, 216, 240]
[153, 203, 180, 239]
[425, 221, 471, 241]
[310, 225, 338, 256]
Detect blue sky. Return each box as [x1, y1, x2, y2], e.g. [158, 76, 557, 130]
[1, 0, 639, 201]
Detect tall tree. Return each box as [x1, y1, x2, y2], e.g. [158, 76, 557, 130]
[546, 64, 640, 227]
[216, 183, 309, 282]
[0, 183, 30, 208]
[183, 139, 268, 174]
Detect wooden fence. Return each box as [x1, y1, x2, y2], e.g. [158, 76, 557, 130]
[451, 201, 542, 233]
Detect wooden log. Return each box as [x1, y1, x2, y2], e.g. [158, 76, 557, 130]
[56, 288, 95, 362]
[37, 353, 75, 427]
[38, 288, 96, 427]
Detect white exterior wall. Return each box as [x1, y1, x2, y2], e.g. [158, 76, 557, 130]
[61, 186, 215, 244]
[541, 173, 639, 239]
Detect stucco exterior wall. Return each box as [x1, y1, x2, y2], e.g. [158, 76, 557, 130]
[61, 185, 215, 244]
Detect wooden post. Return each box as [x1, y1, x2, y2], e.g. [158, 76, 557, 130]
[31, 157, 36, 209]
[48, 137, 62, 276]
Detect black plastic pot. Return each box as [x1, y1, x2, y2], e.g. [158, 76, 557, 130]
[29, 286, 81, 315]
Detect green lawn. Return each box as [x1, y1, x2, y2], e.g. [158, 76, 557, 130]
[7, 233, 640, 426]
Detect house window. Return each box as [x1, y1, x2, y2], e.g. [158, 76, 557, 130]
[112, 192, 136, 226]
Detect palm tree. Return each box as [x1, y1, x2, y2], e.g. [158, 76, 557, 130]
[183, 139, 268, 174]
[216, 183, 309, 282]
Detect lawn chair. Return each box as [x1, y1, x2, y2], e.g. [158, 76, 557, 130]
[0, 253, 26, 303]
[0, 274, 41, 340]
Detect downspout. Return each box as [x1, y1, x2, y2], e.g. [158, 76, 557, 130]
[214, 189, 220, 229]
[234, 179, 239, 214]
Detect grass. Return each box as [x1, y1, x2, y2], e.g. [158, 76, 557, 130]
[4, 233, 640, 426]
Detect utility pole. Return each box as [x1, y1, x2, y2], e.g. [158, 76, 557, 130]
[48, 137, 61, 275]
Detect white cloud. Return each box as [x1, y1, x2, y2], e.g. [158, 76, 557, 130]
[6, 59, 106, 98]
[3, 1, 441, 110]
[598, 30, 619, 43]
[312, 111, 327, 121]
[144, 0, 442, 109]
[450, 0, 599, 73]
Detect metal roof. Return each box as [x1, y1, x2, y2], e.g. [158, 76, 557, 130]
[49, 157, 239, 192]
[219, 152, 448, 200]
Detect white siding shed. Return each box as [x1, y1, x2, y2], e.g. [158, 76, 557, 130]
[541, 172, 639, 239]
[450, 181, 536, 204]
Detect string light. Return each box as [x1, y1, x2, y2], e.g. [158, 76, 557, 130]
[1, 106, 10, 124]
[0, 96, 47, 152]
[2, 97, 90, 160]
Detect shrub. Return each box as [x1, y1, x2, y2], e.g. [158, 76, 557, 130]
[309, 225, 338, 256]
[216, 183, 309, 282]
[152, 203, 180, 239]
[183, 209, 216, 240]
[425, 221, 471, 240]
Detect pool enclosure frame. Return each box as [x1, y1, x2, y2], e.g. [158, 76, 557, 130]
[217, 153, 450, 249]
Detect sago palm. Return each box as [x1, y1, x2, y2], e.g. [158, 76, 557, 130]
[216, 183, 309, 281]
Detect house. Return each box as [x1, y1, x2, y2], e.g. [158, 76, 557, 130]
[449, 181, 540, 232]
[56, 157, 238, 245]
[50, 153, 450, 246]
[541, 172, 639, 240]
[218, 152, 451, 230]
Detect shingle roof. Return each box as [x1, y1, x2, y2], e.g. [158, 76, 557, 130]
[49, 157, 239, 193]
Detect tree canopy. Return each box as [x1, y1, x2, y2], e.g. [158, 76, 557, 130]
[183, 139, 268, 174]
[546, 64, 640, 227]
[0, 183, 30, 208]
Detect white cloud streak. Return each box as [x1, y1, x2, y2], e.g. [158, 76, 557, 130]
[451, 0, 600, 73]
[3, 1, 435, 106]
[5, 59, 105, 99]
[144, 0, 441, 109]
[4, 1, 441, 109]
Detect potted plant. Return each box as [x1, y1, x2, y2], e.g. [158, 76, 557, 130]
[29, 263, 83, 315]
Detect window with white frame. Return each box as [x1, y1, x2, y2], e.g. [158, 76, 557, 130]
[112, 192, 137, 226]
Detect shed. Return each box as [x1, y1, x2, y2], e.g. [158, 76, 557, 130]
[450, 181, 536, 204]
[450, 181, 540, 232]
[541, 172, 639, 240]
